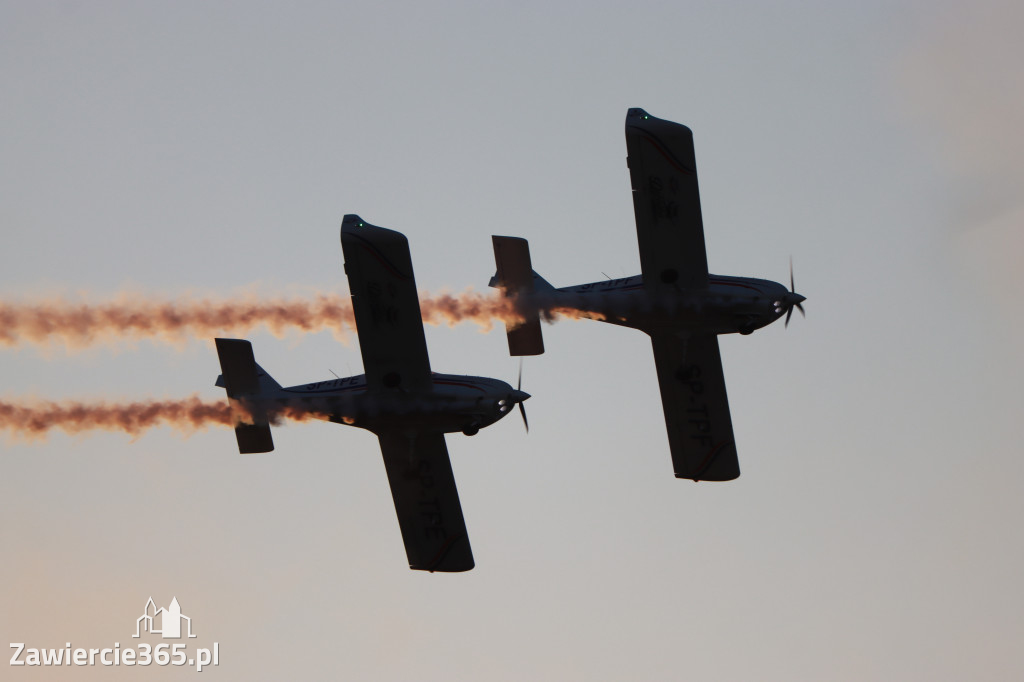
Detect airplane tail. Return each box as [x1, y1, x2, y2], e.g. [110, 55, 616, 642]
[214, 338, 277, 453]
[490, 236, 546, 356]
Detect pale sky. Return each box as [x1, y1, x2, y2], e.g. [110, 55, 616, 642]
[2, 1, 1023, 680]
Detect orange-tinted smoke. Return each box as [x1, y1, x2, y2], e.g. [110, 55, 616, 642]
[0, 293, 355, 349]
[0, 395, 324, 442]
[0, 290, 598, 349]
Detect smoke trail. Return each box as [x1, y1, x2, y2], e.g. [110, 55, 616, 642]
[0, 395, 324, 441]
[0, 293, 355, 349]
[0, 290, 597, 349]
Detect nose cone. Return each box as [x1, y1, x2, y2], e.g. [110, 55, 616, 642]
[785, 292, 806, 306]
[510, 390, 530, 403]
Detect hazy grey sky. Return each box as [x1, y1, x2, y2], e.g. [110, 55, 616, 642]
[3, 1, 1022, 680]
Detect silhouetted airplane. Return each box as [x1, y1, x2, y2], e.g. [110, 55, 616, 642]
[215, 215, 529, 572]
[491, 108, 805, 482]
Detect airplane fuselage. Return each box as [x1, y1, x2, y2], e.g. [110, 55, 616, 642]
[548, 273, 796, 336]
[246, 373, 523, 436]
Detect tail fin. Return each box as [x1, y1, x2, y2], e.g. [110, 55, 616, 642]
[491, 236, 545, 356]
[214, 338, 275, 454]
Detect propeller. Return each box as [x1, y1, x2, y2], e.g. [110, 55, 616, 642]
[784, 257, 806, 328]
[512, 358, 530, 432]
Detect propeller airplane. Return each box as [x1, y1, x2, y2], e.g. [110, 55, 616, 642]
[490, 108, 806, 482]
[215, 215, 529, 572]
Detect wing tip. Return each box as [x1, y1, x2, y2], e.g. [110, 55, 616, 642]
[340, 215, 411, 253]
[674, 472, 741, 482]
[625, 107, 694, 137]
[416, 531, 475, 573]
[412, 561, 476, 573]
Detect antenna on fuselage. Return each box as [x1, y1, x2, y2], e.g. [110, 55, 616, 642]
[329, 369, 341, 379]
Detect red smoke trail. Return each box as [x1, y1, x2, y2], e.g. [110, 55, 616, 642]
[0, 290, 607, 349]
[0, 396, 324, 442]
[0, 293, 355, 349]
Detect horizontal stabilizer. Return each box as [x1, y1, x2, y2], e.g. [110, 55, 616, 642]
[233, 422, 274, 454]
[215, 338, 261, 398]
[492, 236, 544, 356]
[215, 337, 275, 454]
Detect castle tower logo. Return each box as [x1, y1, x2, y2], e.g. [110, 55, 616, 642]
[133, 597, 196, 639]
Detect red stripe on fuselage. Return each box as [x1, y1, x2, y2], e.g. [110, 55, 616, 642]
[571, 278, 765, 294]
[708, 277, 765, 293]
[432, 379, 488, 393]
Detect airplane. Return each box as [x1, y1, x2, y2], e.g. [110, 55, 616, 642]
[214, 215, 530, 572]
[490, 107, 805, 482]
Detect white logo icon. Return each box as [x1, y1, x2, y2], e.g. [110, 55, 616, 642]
[133, 597, 196, 639]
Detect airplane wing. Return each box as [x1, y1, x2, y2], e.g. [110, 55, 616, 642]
[377, 431, 475, 572]
[340, 216, 474, 571]
[625, 108, 709, 292]
[340, 215, 433, 392]
[649, 333, 739, 481]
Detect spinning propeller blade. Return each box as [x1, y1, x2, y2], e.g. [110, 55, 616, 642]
[517, 358, 529, 433]
[784, 257, 806, 328]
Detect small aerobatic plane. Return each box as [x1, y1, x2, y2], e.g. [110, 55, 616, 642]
[491, 108, 805, 482]
[215, 215, 530, 572]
